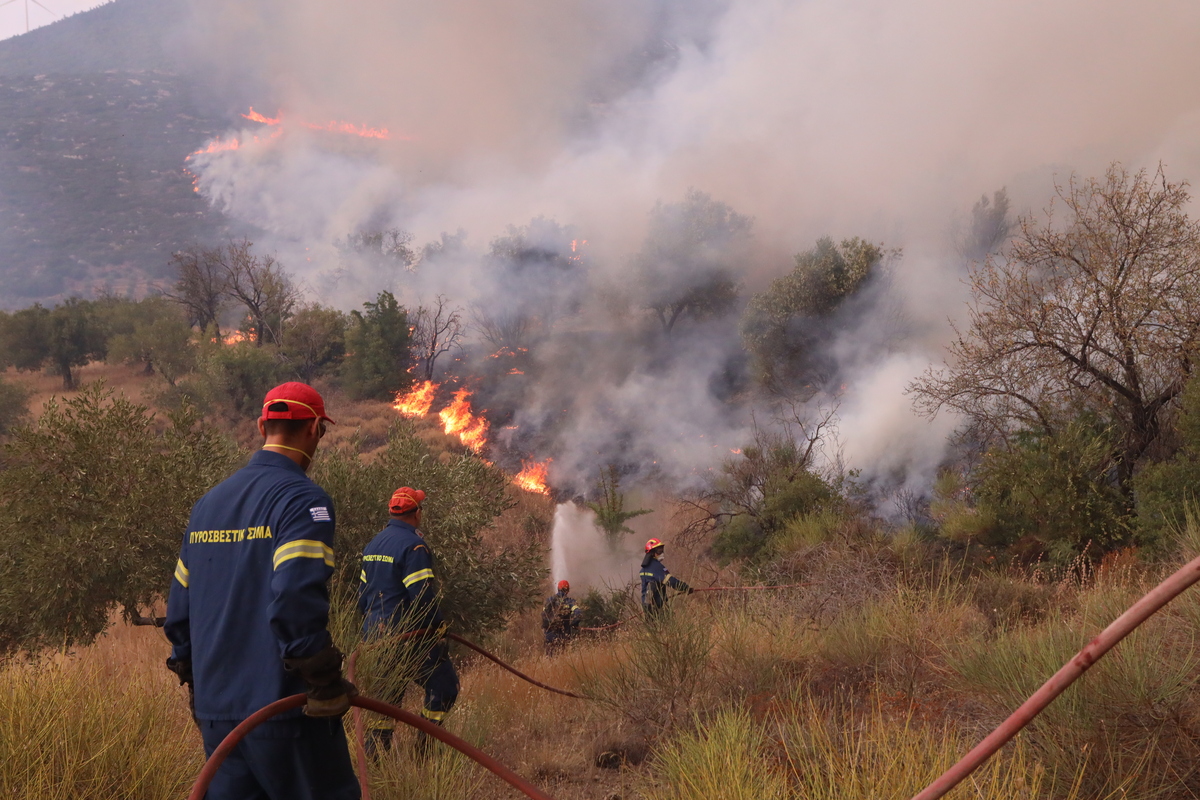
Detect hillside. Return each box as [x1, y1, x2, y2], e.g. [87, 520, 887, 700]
[0, 0, 183, 77]
[0, 0, 237, 308]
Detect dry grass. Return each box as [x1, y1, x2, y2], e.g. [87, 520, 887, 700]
[4, 362, 161, 420]
[0, 620, 202, 800]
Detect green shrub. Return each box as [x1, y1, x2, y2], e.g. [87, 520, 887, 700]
[958, 422, 1133, 562]
[0, 383, 238, 654]
[313, 420, 544, 640]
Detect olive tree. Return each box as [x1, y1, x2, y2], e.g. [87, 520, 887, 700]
[0, 385, 238, 654]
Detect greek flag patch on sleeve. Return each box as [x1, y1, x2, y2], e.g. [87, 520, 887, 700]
[309, 506, 331, 522]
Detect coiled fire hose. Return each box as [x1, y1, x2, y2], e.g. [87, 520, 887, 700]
[910, 551, 1200, 800]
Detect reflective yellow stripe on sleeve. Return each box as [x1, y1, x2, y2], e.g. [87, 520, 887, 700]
[273, 539, 335, 569]
[174, 558, 189, 588]
[402, 568, 435, 587]
[420, 708, 446, 722]
[360, 569, 367, 583]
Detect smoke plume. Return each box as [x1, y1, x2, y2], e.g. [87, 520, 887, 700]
[177, 0, 1200, 499]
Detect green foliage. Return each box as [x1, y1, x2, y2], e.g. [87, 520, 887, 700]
[0, 299, 108, 390]
[577, 586, 629, 629]
[1135, 374, 1200, 550]
[341, 291, 413, 400]
[0, 384, 239, 654]
[970, 423, 1132, 562]
[281, 304, 347, 383]
[100, 296, 195, 384]
[741, 236, 883, 390]
[181, 340, 284, 419]
[313, 421, 544, 639]
[634, 189, 750, 333]
[0, 375, 31, 439]
[705, 429, 839, 563]
[586, 465, 651, 538]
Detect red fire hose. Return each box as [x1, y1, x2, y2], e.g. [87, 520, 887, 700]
[911, 551, 1200, 800]
[345, 630, 587, 800]
[187, 693, 556, 800]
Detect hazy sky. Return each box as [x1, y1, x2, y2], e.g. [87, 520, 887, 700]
[0, 0, 108, 42]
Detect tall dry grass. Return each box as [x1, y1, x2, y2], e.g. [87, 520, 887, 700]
[0, 622, 202, 800]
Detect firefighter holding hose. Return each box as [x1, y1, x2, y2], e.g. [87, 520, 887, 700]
[541, 580, 581, 654]
[163, 382, 359, 800]
[358, 487, 460, 754]
[640, 538, 693, 618]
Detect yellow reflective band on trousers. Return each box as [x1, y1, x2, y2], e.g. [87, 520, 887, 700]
[420, 708, 446, 722]
[273, 539, 334, 569]
[402, 568, 435, 587]
[174, 558, 190, 588]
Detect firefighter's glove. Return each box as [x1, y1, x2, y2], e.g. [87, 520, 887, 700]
[166, 657, 198, 724]
[165, 656, 193, 686]
[284, 645, 358, 718]
[685, 586, 695, 594]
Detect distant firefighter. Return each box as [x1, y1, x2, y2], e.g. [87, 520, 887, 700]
[541, 580, 581, 653]
[640, 538, 693, 618]
[358, 487, 459, 755]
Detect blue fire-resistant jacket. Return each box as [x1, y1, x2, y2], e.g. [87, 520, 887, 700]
[357, 519, 444, 637]
[541, 590, 581, 634]
[640, 554, 691, 610]
[164, 449, 338, 721]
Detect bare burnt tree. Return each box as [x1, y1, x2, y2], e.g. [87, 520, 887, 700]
[912, 164, 1200, 490]
[472, 307, 534, 352]
[166, 247, 229, 335]
[337, 228, 416, 270]
[411, 294, 464, 381]
[219, 239, 300, 346]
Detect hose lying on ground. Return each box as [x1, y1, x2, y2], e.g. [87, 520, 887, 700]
[910, 551, 1200, 800]
[187, 693, 557, 800]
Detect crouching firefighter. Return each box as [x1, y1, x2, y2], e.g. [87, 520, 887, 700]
[358, 487, 460, 755]
[541, 580, 581, 654]
[164, 382, 359, 800]
[640, 538, 693, 619]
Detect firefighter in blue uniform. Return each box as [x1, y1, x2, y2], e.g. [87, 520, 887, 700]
[640, 538, 693, 618]
[164, 382, 359, 800]
[358, 486, 459, 753]
[541, 579, 581, 654]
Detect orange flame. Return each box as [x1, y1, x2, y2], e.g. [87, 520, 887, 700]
[192, 136, 242, 155]
[514, 459, 551, 495]
[438, 389, 489, 452]
[242, 107, 281, 125]
[303, 119, 391, 140]
[393, 380, 437, 418]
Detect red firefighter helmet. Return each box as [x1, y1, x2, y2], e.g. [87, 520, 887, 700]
[557, 580, 570, 592]
[645, 538, 664, 553]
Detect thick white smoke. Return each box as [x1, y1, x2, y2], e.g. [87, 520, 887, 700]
[178, 0, 1200, 496]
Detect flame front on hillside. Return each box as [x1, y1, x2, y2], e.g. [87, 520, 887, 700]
[438, 389, 490, 453]
[514, 459, 551, 495]
[393, 380, 437, 418]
